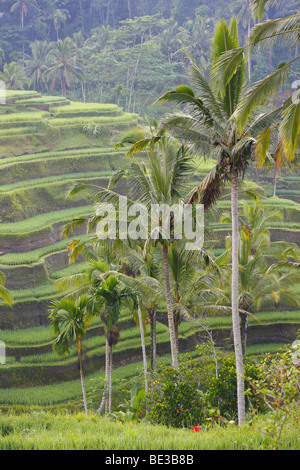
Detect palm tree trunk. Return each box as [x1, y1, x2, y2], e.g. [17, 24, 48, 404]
[137, 297, 148, 393]
[109, 345, 113, 414]
[231, 170, 246, 426]
[98, 329, 109, 414]
[273, 165, 278, 197]
[247, 8, 251, 82]
[240, 312, 248, 358]
[78, 339, 88, 416]
[149, 306, 157, 371]
[174, 310, 180, 355]
[79, 0, 85, 34]
[162, 242, 178, 369]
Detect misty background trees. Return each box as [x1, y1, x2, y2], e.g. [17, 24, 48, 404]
[0, 0, 299, 116]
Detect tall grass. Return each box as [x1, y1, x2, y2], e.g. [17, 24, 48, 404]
[0, 411, 298, 450]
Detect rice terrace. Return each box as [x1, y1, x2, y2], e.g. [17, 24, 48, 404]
[0, 0, 299, 453]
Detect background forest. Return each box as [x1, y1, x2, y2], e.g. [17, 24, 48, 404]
[0, 0, 299, 116]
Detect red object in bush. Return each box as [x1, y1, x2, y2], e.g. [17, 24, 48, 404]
[192, 426, 201, 433]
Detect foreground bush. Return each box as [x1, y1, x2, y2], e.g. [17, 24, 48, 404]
[145, 347, 299, 428]
[146, 351, 217, 428]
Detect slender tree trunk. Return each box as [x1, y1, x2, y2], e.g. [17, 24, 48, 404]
[21, 10, 25, 62]
[81, 81, 86, 103]
[231, 170, 246, 426]
[240, 312, 248, 358]
[149, 306, 157, 371]
[127, 0, 132, 19]
[98, 329, 109, 414]
[79, 0, 85, 34]
[273, 165, 278, 197]
[247, 10, 251, 82]
[162, 243, 178, 369]
[174, 314, 179, 356]
[78, 339, 88, 416]
[109, 345, 113, 414]
[137, 297, 148, 393]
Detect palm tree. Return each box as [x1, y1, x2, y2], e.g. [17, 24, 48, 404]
[0, 61, 28, 90]
[48, 295, 91, 416]
[64, 126, 193, 371]
[45, 38, 84, 96]
[53, 8, 70, 42]
[89, 274, 135, 414]
[10, 0, 39, 60]
[121, 244, 161, 372]
[22, 41, 50, 92]
[10, 0, 38, 27]
[220, 198, 300, 356]
[111, 128, 195, 370]
[155, 17, 283, 425]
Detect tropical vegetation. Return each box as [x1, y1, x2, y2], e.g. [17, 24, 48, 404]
[0, 0, 299, 451]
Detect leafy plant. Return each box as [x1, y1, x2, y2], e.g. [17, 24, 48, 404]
[111, 384, 146, 423]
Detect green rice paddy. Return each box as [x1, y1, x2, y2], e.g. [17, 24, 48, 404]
[0, 90, 298, 414]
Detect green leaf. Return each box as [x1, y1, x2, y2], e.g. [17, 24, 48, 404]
[211, 48, 245, 99]
[279, 102, 300, 160]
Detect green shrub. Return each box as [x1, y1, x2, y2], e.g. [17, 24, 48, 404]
[207, 357, 263, 419]
[146, 353, 215, 428]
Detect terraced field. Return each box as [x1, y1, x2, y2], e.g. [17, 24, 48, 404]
[0, 91, 299, 409]
[0, 91, 142, 328]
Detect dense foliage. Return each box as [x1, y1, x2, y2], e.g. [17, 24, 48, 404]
[0, 0, 299, 115]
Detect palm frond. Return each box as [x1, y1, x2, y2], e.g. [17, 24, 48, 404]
[184, 51, 227, 127]
[186, 162, 230, 210]
[155, 84, 214, 127]
[254, 127, 271, 168]
[246, 107, 282, 136]
[158, 112, 213, 156]
[233, 60, 296, 132]
[250, 14, 300, 47]
[114, 127, 146, 150]
[211, 47, 245, 100]
[279, 101, 300, 160]
[66, 182, 88, 199]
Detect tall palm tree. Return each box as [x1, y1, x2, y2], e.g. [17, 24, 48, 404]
[45, 38, 84, 96]
[10, 0, 39, 60]
[89, 274, 135, 414]
[121, 244, 161, 372]
[48, 295, 91, 416]
[155, 17, 282, 425]
[64, 126, 193, 371]
[22, 41, 50, 92]
[110, 129, 194, 370]
[10, 0, 38, 27]
[53, 8, 70, 42]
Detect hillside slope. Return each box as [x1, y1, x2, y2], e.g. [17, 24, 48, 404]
[0, 92, 299, 406]
[0, 91, 140, 328]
